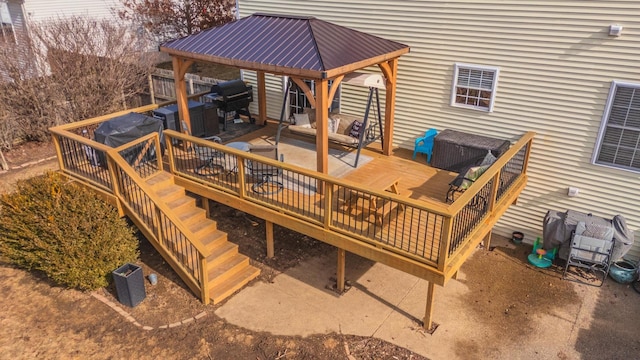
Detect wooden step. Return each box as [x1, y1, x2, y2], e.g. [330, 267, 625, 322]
[207, 255, 250, 287]
[209, 265, 260, 304]
[166, 195, 196, 213]
[146, 172, 174, 190]
[199, 229, 228, 252]
[189, 220, 218, 236]
[155, 184, 185, 203]
[175, 206, 207, 226]
[206, 241, 239, 267]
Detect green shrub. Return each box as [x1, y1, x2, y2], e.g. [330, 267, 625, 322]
[0, 172, 139, 290]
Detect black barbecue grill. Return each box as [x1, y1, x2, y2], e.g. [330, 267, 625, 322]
[208, 79, 254, 130]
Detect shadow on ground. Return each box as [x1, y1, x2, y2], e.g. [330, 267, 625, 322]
[574, 277, 640, 359]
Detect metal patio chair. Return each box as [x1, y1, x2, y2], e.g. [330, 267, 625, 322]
[562, 221, 615, 287]
[247, 144, 284, 195]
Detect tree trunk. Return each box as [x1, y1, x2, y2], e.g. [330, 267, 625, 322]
[0, 148, 8, 171]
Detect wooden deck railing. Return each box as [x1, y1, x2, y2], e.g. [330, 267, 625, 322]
[165, 130, 534, 272]
[166, 130, 451, 267]
[50, 102, 533, 286]
[51, 121, 211, 304]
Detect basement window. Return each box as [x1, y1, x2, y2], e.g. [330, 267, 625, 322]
[451, 63, 499, 112]
[593, 81, 640, 172]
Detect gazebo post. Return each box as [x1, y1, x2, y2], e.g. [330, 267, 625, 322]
[378, 58, 399, 156]
[315, 79, 329, 175]
[171, 56, 194, 133]
[257, 71, 267, 125]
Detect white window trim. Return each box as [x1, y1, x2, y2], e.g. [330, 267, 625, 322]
[450, 63, 499, 112]
[592, 80, 640, 173]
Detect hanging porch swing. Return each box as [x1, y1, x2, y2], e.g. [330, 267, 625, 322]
[275, 72, 385, 168]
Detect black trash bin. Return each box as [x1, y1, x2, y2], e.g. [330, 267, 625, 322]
[112, 263, 146, 307]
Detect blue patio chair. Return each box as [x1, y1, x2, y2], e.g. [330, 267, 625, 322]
[412, 128, 438, 163]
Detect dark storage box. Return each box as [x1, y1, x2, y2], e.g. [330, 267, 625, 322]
[204, 103, 220, 136]
[153, 100, 206, 137]
[112, 263, 146, 307]
[431, 129, 511, 173]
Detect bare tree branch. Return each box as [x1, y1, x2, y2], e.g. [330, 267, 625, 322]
[0, 16, 155, 148]
[116, 0, 236, 42]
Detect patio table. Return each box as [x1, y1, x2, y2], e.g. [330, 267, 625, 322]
[345, 174, 402, 226]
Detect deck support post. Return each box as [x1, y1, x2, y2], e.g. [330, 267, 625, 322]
[483, 231, 492, 250]
[201, 197, 210, 218]
[423, 281, 436, 330]
[266, 220, 274, 258]
[336, 248, 346, 292]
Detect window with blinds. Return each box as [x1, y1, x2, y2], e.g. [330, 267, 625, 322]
[594, 81, 640, 172]
[451, 63, 499, 112]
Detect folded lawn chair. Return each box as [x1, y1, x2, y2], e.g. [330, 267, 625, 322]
[563, 221, 615, 287]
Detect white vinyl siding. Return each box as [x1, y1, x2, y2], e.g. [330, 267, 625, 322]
[239, 1, 640, 260]
[243, 71, 285, 121]
[20, 0, 122, 22]
[593, 81, 640, 172]
[5, 1, 24, 33]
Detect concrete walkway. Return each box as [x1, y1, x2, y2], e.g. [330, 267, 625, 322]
[216, 236, 640, 359]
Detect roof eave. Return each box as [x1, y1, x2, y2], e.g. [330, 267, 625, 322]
[323, 47, 410, 79]
[160, 46, 410, 80]
[159, 46, 328, 79]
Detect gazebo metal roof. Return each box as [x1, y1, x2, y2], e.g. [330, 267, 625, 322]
[160, 12, 409, 177]
[160, 13, 409, 79]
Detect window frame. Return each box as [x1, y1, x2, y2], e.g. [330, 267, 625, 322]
[450, 63, 499, 112]
[592, 80, 640, 173]
[285, 77, 340, 118]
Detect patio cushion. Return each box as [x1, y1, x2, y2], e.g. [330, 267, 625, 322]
[294, 113, 312, 128]
[349, 120, 363, 138]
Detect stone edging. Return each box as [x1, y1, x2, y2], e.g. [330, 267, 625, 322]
[91, 291, 207, 331]
[11, 155, 58, 170]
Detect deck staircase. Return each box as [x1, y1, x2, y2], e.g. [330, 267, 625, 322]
[144, 172, 260, 304]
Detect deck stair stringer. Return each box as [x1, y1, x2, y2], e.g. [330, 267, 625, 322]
[139, 171, 260, 304]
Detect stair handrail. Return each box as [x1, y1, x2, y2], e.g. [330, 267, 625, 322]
[106, 136, 211, 303]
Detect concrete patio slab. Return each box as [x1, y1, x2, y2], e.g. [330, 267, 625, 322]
[216, 235, 640, 359]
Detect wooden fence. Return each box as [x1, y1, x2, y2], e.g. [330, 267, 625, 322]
[149, 68, 221, 102]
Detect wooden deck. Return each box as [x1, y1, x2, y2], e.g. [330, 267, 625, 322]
[166, 123, 453, 265]
[228, 122, 456, 204]
[49, 105, 533, 329]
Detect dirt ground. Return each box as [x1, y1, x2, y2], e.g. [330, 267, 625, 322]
[0, 141, 427, 359]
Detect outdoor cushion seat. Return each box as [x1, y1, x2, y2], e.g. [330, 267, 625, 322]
[445, 151, 497, 203]
[288, 111, 363, 147]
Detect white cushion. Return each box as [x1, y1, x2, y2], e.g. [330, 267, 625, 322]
[479, 151, 497, 166]
[328, 117, 340, 133]
[293, 113, 312, 128]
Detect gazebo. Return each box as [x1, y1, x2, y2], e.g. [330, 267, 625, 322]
[159, 13, 410, 175]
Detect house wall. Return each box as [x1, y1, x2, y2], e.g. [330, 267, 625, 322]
[4, 1, 25, 33]
[239, 0, 640, 260]
[19, 0, 121, 22]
